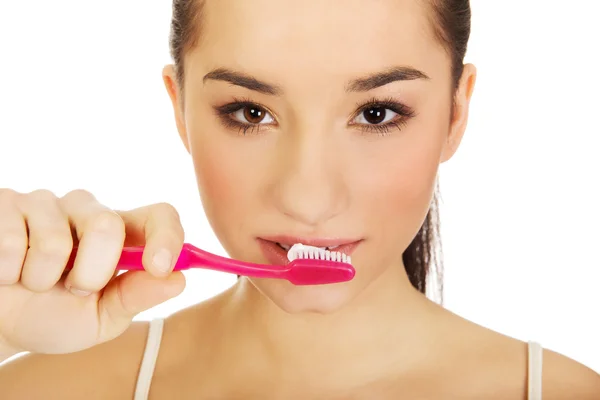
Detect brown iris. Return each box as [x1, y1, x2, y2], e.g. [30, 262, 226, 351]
[243, 106, 266, 123]
[362, 107, 387, 124]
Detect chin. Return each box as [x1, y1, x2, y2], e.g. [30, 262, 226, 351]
[249, 277, 361, 314]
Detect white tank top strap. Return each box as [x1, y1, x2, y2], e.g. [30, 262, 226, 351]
[134, 318, 165, 400]
[527, 341, 543, 400]
[131, 320, 541, 399]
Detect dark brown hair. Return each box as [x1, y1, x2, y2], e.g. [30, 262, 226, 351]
[168, 0, 471, 302]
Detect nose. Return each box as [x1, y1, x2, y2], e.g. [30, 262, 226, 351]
[269, 132, 349, 228]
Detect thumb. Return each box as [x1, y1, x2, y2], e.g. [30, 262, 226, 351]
[96, 271, 185, 341]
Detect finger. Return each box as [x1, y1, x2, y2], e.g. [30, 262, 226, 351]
[19, 190, 73, 292]
[59, 190, 125, 295]
[0, 190, 28, 285]
[96, 270, 185, 341]
[118, 203, 184, 277]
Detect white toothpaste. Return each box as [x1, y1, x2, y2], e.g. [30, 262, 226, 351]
[287, 243, 351, 264]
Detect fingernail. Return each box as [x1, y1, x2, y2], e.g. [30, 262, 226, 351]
[152, 249, 173, 273]
[64, 282, 91, 297]
[69, 286, 91, 297]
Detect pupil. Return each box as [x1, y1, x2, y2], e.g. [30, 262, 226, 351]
[244, 106, 264, 123]
[364, 107, 386, 124]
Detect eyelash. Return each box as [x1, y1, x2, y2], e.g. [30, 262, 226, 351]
[212, 96, 416, 136]
[213, 97, 269, 136]
[351, 97, 416, 136]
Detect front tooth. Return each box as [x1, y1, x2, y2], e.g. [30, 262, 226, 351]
[286, 243, 351, 264]
[278, 243, 291, 250]
[327, 245, 340, 250]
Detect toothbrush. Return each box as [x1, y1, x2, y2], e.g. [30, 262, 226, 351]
[65, 243, 355, 285]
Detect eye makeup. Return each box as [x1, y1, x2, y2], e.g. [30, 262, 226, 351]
[212, 96, 416, 137]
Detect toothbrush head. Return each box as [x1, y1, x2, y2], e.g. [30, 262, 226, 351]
[285, 258, 355, 285]
[284, 243, 355, 285]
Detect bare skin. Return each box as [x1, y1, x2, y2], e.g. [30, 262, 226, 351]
[2, 294, 599, 399]
[1, 0, 599, 399]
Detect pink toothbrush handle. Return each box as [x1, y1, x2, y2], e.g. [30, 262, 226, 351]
[65, 244, 279, 274]
[65, 246, 191, 271]
[106, 244, 286, 275]
[178, 244, 354, 284]
[65, 243, 354, 285]
[111, 246, 192, 271]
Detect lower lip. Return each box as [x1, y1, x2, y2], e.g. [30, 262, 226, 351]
[256, 239, 361, 266]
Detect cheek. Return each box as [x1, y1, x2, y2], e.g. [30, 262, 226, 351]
[355, 123, 446, 246]
[188, 129, 262, 249]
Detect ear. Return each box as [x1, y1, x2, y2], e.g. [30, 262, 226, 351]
[162, 65, 191, 153]
[439, 63, 477, 163]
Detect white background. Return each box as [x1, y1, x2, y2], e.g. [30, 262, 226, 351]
[0, 1, 598, 371]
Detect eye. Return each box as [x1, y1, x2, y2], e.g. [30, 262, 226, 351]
[348, 98, 416, 136]
[353, 106, 398, 125]
[232, 105, 275, 125]
[213, 99, 279, 136]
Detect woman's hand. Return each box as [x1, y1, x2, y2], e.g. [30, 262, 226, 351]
[0, 189, 186, 357]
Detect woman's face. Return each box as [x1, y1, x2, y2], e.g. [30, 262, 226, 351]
[164, 0, 475, 313]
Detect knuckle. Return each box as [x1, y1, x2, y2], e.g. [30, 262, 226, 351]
[174, 222, 185, 238]
[36, 234, 73, 257]
[163, 228, 184, 245]
[154, 202, 181, 221]
[153, 203, 184, 243]
[0, 188, 18, 203]
[62, 189, 96, 204]
[0, 232, 26, 254]
[89, 210, 125, 234]
[28, 189, 56, 202]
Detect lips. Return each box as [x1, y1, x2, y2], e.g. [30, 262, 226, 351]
[257, 236, 362, 265]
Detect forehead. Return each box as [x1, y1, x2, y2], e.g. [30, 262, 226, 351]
[190, 0, 448, 86]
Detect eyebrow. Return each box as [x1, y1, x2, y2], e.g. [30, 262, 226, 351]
[203, 66, 429, 95]
[203, 68, 283, 95]
[346, 67, 430, 92]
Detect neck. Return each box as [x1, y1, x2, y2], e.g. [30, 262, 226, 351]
[221, 263, 441, 387]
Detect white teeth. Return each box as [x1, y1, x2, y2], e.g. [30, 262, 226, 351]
[278, 243, 336, 252]
[277, 243, 291, 251]
[287, 243, 351, 264]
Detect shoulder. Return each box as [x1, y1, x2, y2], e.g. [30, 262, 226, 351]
[436, 309, 600, 399]
[145, 294, 235, 398]
[541, 347, 600, 399]
[0, 321, 151, 400]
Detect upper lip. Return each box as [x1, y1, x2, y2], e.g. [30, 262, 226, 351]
[260, 235, 362, 248]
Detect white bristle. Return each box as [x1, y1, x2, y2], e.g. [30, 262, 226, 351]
[287, 243, 351, 264]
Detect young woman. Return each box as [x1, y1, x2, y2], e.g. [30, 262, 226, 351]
[0, 0, 598, 398]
